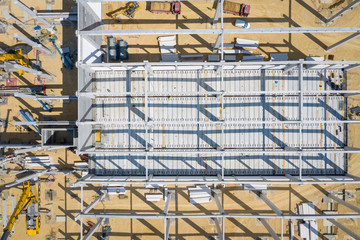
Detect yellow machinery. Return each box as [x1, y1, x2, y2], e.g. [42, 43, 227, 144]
[0, 48, 30, 76]
[1, 180, 40, 240]
[107, 1, 140, 19]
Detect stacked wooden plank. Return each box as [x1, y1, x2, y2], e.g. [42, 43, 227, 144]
[188, 185, 211, 204]
[145, 193, 163, 202]
[158, 35, 179, 62]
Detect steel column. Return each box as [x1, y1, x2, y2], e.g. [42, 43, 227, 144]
[325, 192, 360, 214]
[327, 219, 360, 240]
[259, 218, 280, 240]
[75, 190, 106, 221]
[82, 218, 105, 240]
[327, 32, 360, 51]
[253, 191, 283, 216]
[326, 0, 360, 23]
[212, 0, 222, 25]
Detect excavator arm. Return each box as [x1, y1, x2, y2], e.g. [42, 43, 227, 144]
[1, 181, 33, 240]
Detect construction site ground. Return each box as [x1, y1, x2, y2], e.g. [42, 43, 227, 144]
[0, 0, 360, 239]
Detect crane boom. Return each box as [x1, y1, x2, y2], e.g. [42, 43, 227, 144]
[1, 181, 39, 240]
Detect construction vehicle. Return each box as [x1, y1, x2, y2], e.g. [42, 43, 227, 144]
[223, 1, 250, 17]
[107, 2, 141, 19]
[51, 39, 73, 69]
[1, 180, 40, 240]
[150, 1, 181, 15]
[0, 48, 30, 76]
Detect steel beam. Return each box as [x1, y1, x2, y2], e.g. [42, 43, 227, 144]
[78, 89, 360, 97]
[81, 59, 360, 67]
[327, 32, 360, 51]
[253, 191, 283, 216]
[14, 33, 51, 54]
[13, 0, 51, 27]
[75, 190, 106, 221]
[213, 33, 222, 51]
[325, 192, 360, 214]
[79, 27, 360, 36]
[80, 148, 360, 156]
[212, 191, 224, 214]
[82, 218, 105, 240]
[78, 213, 360, 220]
[327, 219, 360, 240]
[77, 119, 360, 126]
[326, 0, 360, 23]
[213, 217, 223, 240]
[259, 218, 280, 240]
[299, 62, 303, 121]
[14, 121, 76, 126]
[71, 175, 360, 187]
[212, 0, 222, 25]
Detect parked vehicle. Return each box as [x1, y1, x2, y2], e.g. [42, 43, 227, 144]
[150, 1, 181, 14]
[235, 19, 250, 28]
[107, 36, 118, 61]
[223, 1, 250, 17]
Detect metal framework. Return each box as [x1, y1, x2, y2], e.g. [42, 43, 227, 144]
[75, 1, 360, 239]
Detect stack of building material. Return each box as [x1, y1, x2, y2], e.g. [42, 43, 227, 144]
[235, 38, 259, 49]
[188, 185, 211, 204]
[158, 35, 179, 62]
[298, 202, 318, 240]
[25, 156, 52, 168]
[270, 53, 288, 61]
[243, 184, 267, 191]
[242, 55, 265, 62]
[145, 193, 163, 202]
[107, 187, 126, 195]
[74, 161, 88, 170]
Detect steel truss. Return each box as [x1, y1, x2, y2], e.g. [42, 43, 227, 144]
[76, 1, 360, 239]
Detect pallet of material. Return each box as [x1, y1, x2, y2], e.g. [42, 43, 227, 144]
[270, 53, 288, 61]
[235, 38, 259, 49]
[242, 55, 265, 62]
[224, 55, 236, 61]
[211, 43, 234, 48]
[188, 185, 211, 204]
[208, 55, 220, 62]
[145, 193, 163, 202]
[243, 184, 267, 191]
[161, 53, 179, 62]
[107, 187, 126, 195]
[219, 49, 242, 54]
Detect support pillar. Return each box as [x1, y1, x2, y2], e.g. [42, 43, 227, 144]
[327, 32, 360, 51]
[326, 0, 360, 23]
[75, 190, 106, 221]
[327, 219, 360, 240]
[213, 33, 222, 52]
[83, 218, 105, 240]
[325, 192, 360, 214]
[253, 191, 283, 216]
[13, 0, 51, 27]
[212, 0, 222, 25]
[212, 217, 223, 240]
[259, 218, 280, 240]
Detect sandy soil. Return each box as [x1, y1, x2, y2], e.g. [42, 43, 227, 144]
[0, 0, 360, 239]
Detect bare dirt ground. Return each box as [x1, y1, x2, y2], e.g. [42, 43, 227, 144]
[0, 0, 360, 239]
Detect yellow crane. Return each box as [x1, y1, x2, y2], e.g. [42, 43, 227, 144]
[0, 48, 30, 76]
[1, 180, 40, 240]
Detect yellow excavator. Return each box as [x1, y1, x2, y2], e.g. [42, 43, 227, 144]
[107, 1, 141, 19]
[1, 180, 40, 240]
[0, 48, 30, 76]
